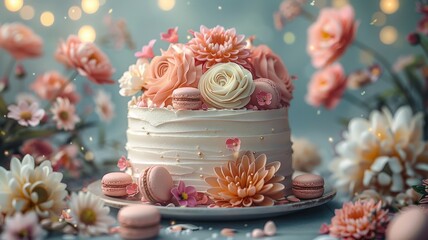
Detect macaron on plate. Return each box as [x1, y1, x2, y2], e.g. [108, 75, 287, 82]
[88, 171, 336, 221]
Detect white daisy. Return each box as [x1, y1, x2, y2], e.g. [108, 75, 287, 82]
[0, 155, 67, 218]
[94, 90, 115, 122]
[51, 97, 80, 130]
[330, 106, 428, 197]
[1, 211, 47, 240]
[68, 191, 115, 236]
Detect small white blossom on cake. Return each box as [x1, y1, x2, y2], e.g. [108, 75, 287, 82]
[330, 106, 428, 197]
[118, 58, 149, 96]
[68, 191, 115, 236]
[199, 62, 255, 109]
[0, 155, 67, 218]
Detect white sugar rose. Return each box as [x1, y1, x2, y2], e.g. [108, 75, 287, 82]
[199, 62, 255, 109]
[118, 59, 149, 96]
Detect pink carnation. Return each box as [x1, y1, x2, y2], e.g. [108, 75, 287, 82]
[55, 35, 115, 84]
[188, 25, 251, 72]
[20, 139, 54, 164]
[249, 45, 294, 106]
[0, 23, 43, 60]
[307, 5, 358, 68]
[31, 71, 80, 104]
[306, 63, 346, 109]
[145, 44, 202, 107]
[52, 144, 81, 177]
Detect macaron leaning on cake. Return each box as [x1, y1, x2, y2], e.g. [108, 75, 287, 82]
[118, 205, 161, 240]
[101, 172, 133, 197]
[139, 166, 174, 205]
[249, 78, 281, 110]
[292, 173, 324, 199]
[172, 87, 202, 110]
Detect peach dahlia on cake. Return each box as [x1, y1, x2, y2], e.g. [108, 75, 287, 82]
[118, 25, 295, 207]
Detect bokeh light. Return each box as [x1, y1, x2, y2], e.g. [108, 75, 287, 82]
[359, 51, 374, 65]
[78, 25, 96, 42]
[81, 0, 100, 14]
[158, 0, 175, 11]
[371, 11, 386, 26]
[332, 0, 348, 8]
[379, 26, 398, 45]
[380, 0, 399, 14]
[40, 11, 55, 27]
[5, 0, 23, 12]
[68, 6, 82, 21]
[283, 32, 296, 45]
[19, 5, 35, 20]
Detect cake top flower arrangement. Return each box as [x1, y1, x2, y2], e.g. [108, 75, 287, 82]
[119, 25, 295, 110]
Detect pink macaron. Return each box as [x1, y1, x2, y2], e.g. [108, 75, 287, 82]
[139, 166, 174, 205]
[172, 87, 202, 110]
[249, 78, 281, 110]
[118, 204, 161, 240]
[386, 206, 428, 240]
[101, 172, 133, 197]
[292, 173, 324, 200]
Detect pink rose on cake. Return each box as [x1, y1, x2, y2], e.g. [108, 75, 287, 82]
[307, 5, 358, 68]
[199, 62, 255, 109]
[144, 44, 202, 107]
[306, 63, 346, 109]
[188, 25, 251, 72]
[0, 23, 43, 60]
[249, 45, 293, 106]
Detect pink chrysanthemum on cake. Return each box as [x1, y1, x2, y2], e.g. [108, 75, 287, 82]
[205, 151, 285, 207]
[327, 200, 390, 239]
[188, 25, 251, 72]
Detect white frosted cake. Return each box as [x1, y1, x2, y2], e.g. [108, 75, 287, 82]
[118, 25, 296, 206]
[126, 106, 293, 194]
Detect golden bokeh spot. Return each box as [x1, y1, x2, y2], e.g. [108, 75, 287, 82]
[78, 25, 96, 43]
[158, 0, 175, 11]
[371, 12, 386, 27]
[5, 0, 23, 12]
[283, 32, 295, 45]
[380, 26, 398, 45]
[19, 5, 35, 20]
[68, 6, 82, 21]
[380, 0, 399, 15]
[40, 11, 55, 27]
[81, 0, 99, 14]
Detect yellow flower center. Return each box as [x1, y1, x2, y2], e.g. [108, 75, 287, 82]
[321, 30, 333, 40]
[319, 79, 328, 87]
[18, 229, 30, 239]
[20, 111, 32, 121]
[180, 192, 188, 200]
[59, 111, 69, 121]
[33, 185, 49, 203]
[80, 208, 97, 225]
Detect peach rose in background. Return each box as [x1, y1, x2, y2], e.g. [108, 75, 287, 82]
[250, 45, 294, 106]
[31, 71, 80, 103]
[306, 63, 346, 109]
[0, 23, 43, 60]
[144, 44, 202, 107]
[307, 5, 358, 68]
[55, 35, 115, 84]
[199, 62, 255, 109]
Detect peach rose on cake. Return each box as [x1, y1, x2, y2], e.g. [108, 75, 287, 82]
[307, 5, 358, 68]
[31, 71, 80, 103]
[199, 62, 255, 109]
[306, 63, 346, 109]
[144, 44, 202, 107]
[249, 45, 294, 106]
[0, 23, 43, 60]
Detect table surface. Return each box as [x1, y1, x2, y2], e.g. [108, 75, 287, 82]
[49, 200, 342, 240]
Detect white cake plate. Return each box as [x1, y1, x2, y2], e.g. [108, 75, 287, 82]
[87, 180, 336, 221]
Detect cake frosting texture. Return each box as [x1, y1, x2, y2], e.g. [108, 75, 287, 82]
[126, 106, 293, 194]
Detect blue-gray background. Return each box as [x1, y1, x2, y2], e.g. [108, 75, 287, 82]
[0, 0, 421, 168]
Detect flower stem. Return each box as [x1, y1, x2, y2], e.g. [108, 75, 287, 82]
[45, 71, 78, 110]
[2, 58, 15, 79]
[342, 92, 371, 112]
[352, 40, 417, 111]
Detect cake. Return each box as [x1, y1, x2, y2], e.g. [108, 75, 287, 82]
[118, 25, 295, 206]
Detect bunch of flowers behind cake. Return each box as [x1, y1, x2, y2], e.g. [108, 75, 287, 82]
[0, 22, 117, 175]
[119, 25, 295, 110]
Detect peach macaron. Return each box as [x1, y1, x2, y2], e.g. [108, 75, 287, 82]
[118, 204, 161, 239]
[139, 166, 174, 205]
[101, 172, 133, 197]
[292, 173, 324, 199]
[172, 87, 202, 110]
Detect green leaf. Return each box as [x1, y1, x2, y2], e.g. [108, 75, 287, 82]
[412, 185, 427, 195]
[0, 95, 7, 115]
[98, 126, 106, 148]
